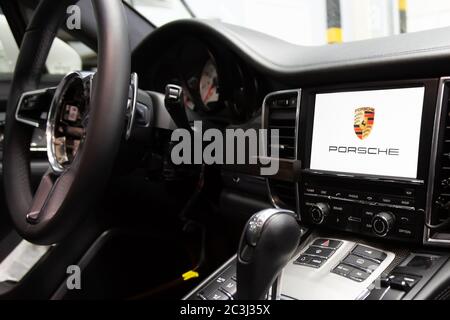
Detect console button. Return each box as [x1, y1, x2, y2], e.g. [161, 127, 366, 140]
[311, 239, 342, 250]
[361, 208, 376, 221]
[389, 274, 421, 292]
[221, 279, 237, 297]
[380, 197, 395, 205]
[346, 192, 361, 200]
[295, 255, 311, 265]
[404, 189, 415, 197]
[360, 208, 375, 233]
[397, 211, 417, 226]
[331, 203, 353, 215]
[213, 275, 227, 286]
[305, 187, 316, 194]
[206, 290, 230, 300]
[363, 194, 377, 202]
[343, 254, 379, 273]
[395, 226, 416, 238]
[352, 245, 387, 263]
[399, 199, 414, 207]
[345, 215, 362, 232]
[295, 255, 325, 268]
[308, 257, 326, 268]
[349, 269, 371, 282]
[332, 264, 354, 277]
[332, 190, 345, 198]
[361, 221, 373, 234]
[305, 246, 335, 259]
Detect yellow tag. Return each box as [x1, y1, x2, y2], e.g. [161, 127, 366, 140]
[182, 270, 199, 281]
[327, 28, 343, 44]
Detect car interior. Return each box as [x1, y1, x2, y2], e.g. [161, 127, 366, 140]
[1, 0, 450, 301]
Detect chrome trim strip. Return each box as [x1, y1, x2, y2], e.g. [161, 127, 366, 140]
[424, 76, 450, 246]
[304, 169, 424, 185]
[266, 179, 281, 209]
[262, 89, 302, 219]
[15, 88, 55, 128]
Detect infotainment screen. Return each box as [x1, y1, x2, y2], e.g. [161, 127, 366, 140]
[309, 87, 425, 179]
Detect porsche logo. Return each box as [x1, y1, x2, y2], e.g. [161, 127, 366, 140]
[354, 107, 375, 140]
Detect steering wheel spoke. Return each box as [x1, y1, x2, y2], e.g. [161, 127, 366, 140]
[26, 169, 75, 225]
[16, 87, 56, 129]
[26, 172, 55, 224]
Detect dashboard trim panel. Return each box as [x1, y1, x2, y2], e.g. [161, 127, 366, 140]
[261, 89, 302, 218]
[424, 76, 450, 247]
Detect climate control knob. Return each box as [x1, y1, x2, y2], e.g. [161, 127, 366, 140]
[372, 212, 395, 237]
[310, 203, 331, 225]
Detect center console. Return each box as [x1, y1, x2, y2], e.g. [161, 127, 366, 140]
[187, 77, 450, 300]
[297, 80, 437, 244]
[264, 78, 450, 245]
[184, 232, 449, 300]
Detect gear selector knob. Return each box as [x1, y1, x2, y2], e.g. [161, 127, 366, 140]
[236, 209, 302, 300]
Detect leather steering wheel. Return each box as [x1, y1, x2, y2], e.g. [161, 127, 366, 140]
[3, 0, 131, 244]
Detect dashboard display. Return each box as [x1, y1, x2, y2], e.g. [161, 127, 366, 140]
[309, 87, 425, 179]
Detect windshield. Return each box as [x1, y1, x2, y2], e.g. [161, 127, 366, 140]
[126, 0, 450, 46]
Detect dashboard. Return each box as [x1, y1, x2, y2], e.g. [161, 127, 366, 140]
[131, 19, 450, 249]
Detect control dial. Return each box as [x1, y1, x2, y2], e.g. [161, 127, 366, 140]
[372, 212, 395, 237]
[310, 203, 330, 225]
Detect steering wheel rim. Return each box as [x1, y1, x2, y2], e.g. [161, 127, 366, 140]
[3, 0, 131, 245]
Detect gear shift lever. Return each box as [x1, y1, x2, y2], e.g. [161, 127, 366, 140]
[236, 209, 301, 300]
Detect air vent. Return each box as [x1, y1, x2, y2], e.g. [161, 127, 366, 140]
[263, 90, 300, 212]
[265, 92, 298, 160]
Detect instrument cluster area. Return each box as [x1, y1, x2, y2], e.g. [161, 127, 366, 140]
[140, 37, 259, 125]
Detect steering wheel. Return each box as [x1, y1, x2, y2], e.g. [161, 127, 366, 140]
[3, 0, 131, 244]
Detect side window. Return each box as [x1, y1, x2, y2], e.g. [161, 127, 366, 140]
[0, 9, 18, 73]
[0, 8, 95, 74]
[48, 31, 97, 74]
